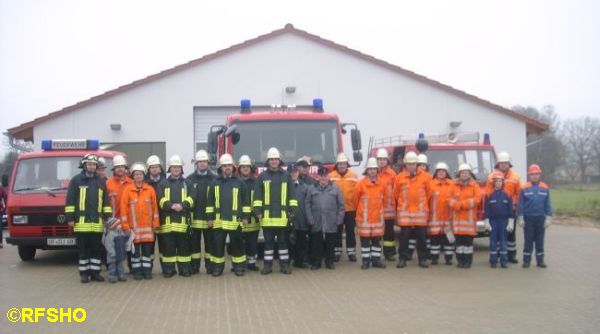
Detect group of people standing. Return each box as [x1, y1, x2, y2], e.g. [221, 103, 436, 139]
[65, 146, 553, 283]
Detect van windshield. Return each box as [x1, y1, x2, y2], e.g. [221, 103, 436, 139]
[12, 157, 112, 193]
[427, 149, 496, 181]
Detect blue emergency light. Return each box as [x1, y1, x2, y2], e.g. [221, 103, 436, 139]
[483, 133, 491, 144]
[41, 139, 100, 151]
[241, 99, 251, 110]
[418, 133, 425, 139]
[312, 98, 324, 112]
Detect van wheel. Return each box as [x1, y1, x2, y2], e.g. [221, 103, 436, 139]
[18, 246, 36, 261]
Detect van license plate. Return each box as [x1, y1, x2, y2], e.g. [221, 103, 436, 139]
[47, 238, 76, 246]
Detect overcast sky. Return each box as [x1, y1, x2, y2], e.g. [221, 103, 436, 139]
[1, 0, 598, 155]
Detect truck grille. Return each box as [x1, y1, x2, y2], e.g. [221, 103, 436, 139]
[25, 213, 67, 226]
[41, 226, 72, 236]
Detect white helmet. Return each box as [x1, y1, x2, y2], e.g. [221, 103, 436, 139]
[376, 148, 389, 159]
[417, 154, 428, 165]
[238, 155, 252, 166]
[130, 162, 147, 175]
[496, 152, 512, 167]
[218, 154, 234, 166]
[194, 150, 209, 162]
[267, 147, 281, 160]
[336, 152, 349, 164]
[167, 155, 184, 170]
[403, 151, 419, 164]
[146, 155, 161, 167]
[113, 154, 127, 167]
[458, 163, 472, 172]
[435, 162, 449, 172]
[365, 157, 378, 169]
[97, 157, 107, 169]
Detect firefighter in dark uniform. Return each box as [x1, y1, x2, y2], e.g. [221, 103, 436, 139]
[157, 155, 194, 278]
[186, 149, 216, 275]
[238, 154, 260, 271]
[145, 155, 166, 272]
[254, 147, 298, 275]
[206, 154, 251, 277]
[65, 154, 112, 283]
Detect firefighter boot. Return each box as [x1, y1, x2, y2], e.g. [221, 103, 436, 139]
[348, 254, 357, 262]
[418, 259, 429, 268]
[90, 272, 105, 282]
[261, 261, 273, 275]
[212, 265, 224, 277]
[361, 257, 370, 270]
[456, 254, 464, 268]
[280, 261, 292, 275]
[80, 273, 90, 284]
[396, 258, 407, 268]
[372, 259, 386, 269]
[247, 263, 259, 271]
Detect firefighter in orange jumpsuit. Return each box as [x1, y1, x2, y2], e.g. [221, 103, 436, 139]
[451, 163, 481, 268]
[329, 153, 359, 262]
[354, 158, 386, 269]
[120, 162, 160, 280]
[428, 162, 455, 265]
[375, 148, 397, 261]
[485, 151, 521, 263]
[394, 151, 432, 268]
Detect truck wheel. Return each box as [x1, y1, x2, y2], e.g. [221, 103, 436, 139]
[18, 246, 36, 261]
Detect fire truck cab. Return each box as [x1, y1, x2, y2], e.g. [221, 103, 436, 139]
[207, 99, 363, 174]
[5, 139, 124, 261]
[369, 131, 497, 236]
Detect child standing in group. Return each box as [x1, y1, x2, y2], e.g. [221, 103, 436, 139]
[103, 217, 130, 283]
[484, 172, 514, 268]
[518, 164, 553, 268]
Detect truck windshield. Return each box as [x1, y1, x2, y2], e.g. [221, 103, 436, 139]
[13, 157, 89, 193]
[232, 120, 339, 164]
[427, 149, 496, 182]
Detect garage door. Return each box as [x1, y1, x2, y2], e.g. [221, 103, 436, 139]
[101, 142, 166, 166]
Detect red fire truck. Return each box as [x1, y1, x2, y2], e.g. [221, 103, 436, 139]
[5, 139, 124, 261]
[207, 99, 363, 172]
[369, 132, 497, 236]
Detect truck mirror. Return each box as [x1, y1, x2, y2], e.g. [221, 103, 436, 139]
[207, 132, 218, 155]
[231, 132, 241, 145]
[353, 151, 363, 163]
[351, 129, 362, 151]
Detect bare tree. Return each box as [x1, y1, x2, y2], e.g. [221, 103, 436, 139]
[561, 116, 600, 182]
[513, 105, 565, 183]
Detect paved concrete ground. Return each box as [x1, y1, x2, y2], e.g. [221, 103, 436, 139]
[1, 224, 599, 334]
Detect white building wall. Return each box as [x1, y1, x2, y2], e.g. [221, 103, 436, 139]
[34, 32, 527, 178]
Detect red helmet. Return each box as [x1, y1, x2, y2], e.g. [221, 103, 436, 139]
[491, 171, 504, 180]
[528, 164, 542, 174]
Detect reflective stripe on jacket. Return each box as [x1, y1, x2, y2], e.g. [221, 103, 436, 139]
[451, 180, 481, 236]
[157, 175, 194, 233]
[428, 178, 454, 236]
[329, 169, 358, 212]
[206, 175, 250, 231]
[377, 167, 397, 220]
[393, 170, 431, 227]
[65, 171, 112, 233]
[354, 177, 385, 237]
[120, 183, 159, 243]
[253, 168, 297, 227]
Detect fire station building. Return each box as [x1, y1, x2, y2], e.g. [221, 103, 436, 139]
[7, 24, 546, 177]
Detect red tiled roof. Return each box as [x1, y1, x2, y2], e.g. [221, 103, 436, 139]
[7, 23, 548, 140]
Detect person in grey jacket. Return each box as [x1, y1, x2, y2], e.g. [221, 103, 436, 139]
[290, 164, 312, 269]
[305, 166, 345, 270]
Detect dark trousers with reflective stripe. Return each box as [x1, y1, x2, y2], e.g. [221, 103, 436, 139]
[244, 230, 259, 266]
[383, 219, 396, 256]
[398, 226, 427, 261]
[430, 234, 454, 262]
[523, 215, 545, 264]
[160, 232, 191, 275]
[76, 232, 103, 277]
[335, 211, 357, 257]
[311, 232, 337, 266]
[263, 227, 289, 266]
[507, 222, 518, 260]
[131, 242, 154, 275]
[294, 230, 310, 265]
[213, 227, 246, 270]
[190, 228, 213, 273]
[360, 237, 382, 265]
[455, 235, 474, 266]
